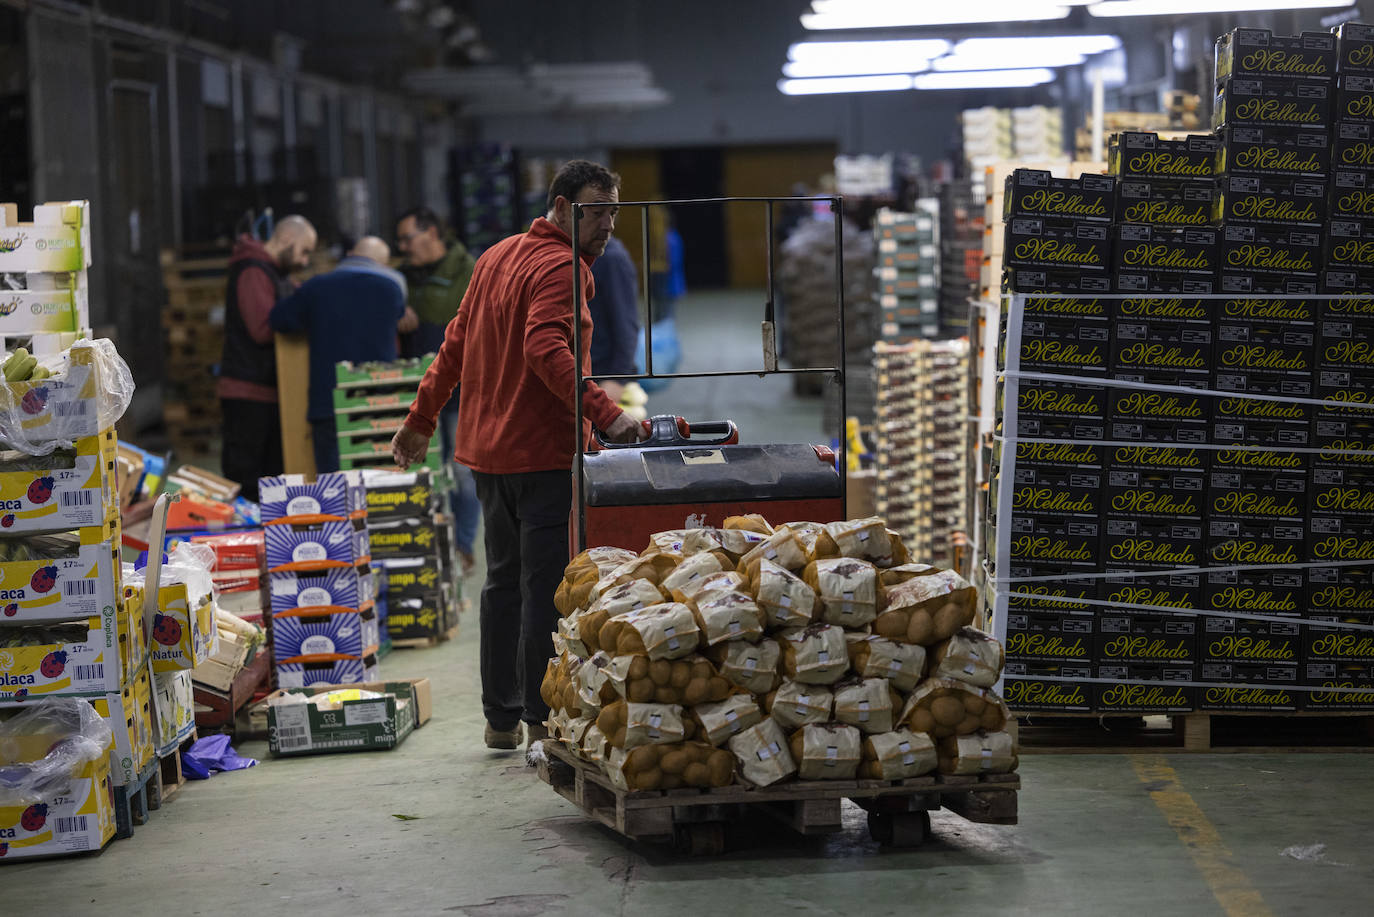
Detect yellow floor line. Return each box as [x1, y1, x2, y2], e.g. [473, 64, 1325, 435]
[1132, 755, 1274, 917]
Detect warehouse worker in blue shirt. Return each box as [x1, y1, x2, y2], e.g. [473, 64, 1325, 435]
[588, 234, 641, 404]
[269, 236, 407, 474]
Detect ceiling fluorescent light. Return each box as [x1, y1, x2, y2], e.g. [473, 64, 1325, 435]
[778, 74, 914, 95]
[914, 68, 1056, 89]
[785, 39, 951, 77]
[934, 35, 1121, 70]
[1089, 0, 1353, 16]
[802, 0, 1073, 29]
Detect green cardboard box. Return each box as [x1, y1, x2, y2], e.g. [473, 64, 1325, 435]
[262, 678, 433, 757]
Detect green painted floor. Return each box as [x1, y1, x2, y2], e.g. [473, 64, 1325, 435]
[7, 291, 1374, 914]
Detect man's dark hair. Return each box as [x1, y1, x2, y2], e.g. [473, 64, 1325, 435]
[546, 160, 621, 213]
[398, 206, 442, 234]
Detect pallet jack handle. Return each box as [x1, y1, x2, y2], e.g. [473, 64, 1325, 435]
[592, 413, 739, 450]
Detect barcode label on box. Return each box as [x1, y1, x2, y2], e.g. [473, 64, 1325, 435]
[272, 704, 312, 750]
[274, 726, 311, 749]
[55, 815, 88, 834]
[66, 580, 96, 596]
[55, 401, 87, 417]
[75, 664, 103, 682]
[59, 491, 94, 507]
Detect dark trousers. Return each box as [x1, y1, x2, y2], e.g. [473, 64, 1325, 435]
[220, 398, 283, 502]
[311, 418, 340, 474]
[471, 469, 571, 730]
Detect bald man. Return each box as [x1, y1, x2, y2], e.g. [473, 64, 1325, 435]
[270, 234, 409, 473]
[219, 215, 317, 500]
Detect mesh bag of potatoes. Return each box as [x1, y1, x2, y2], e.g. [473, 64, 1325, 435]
[738, 529, 810, 578]
[660, 550, 735, 596]
[805, 558, 880, 628]
[604, 742, 736, 791]
[596, 700, 689, 749]
[789, 723, 862, 780]
[810, 517, 910, 567]
[832, 677, 903, 734]
[691, 693, 764, 746]
[557, 547, 638, 615]
[764, 681, 835, 730]
[937, 730, 1019, 776]
[900, 678, 1009, 739]
[581, 724, 610, 763]
[874, 567, 978, 646]
[689, 589, 766, 646]
[708, 637, 781, 694]
[929, 627, 1005, 689]
[780, 623, 849, 684]
[847, 634, 926, 692]
[727, 717, 798, 787]
[680, 526, 769, 562]
[750, 558, 816, 629]
[573, 651, 617, 713]
[859, 729, 938, 781]
[604, 654, 732, 706]
[670, 569, 745, 605]
[598, 603, 701, 659]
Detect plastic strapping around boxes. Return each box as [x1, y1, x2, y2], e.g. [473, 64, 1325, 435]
[0, 339, 133, 456]
[0, 697, 112, 806]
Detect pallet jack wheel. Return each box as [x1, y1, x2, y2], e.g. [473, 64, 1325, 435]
[867, 810, 930, 847]
[674, 822, 726, 856]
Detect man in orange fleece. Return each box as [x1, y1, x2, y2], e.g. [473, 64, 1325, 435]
[392, 161, 643, 750]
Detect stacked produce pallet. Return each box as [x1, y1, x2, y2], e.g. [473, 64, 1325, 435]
[451, 142, 520, 253]
[873, 340, 969, 570]
[0, 201, 92, 356]
[873, 204, 940, 341]
[366, 468, 460, 647]
[260, 472, 380, 687]
[777, 216, 877, 420]
[333, 357, 442, 472]
[186, 531, 271, 733]
[938, 178, 984, 337]
[159, 248, 229, 460]
[541, 516, 1017, 848]
[962, 106, 1067, 170]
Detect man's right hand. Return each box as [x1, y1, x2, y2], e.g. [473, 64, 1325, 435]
[391, 424, 432, 469]
[601, 411, 647, 444]
[398, 306, 420, 334]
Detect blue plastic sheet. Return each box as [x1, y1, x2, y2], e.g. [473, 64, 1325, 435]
[181, 734, 257, 780]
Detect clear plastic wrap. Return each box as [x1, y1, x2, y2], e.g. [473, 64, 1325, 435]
[0, 339, 135, 456]
[0, 697, 113, 805]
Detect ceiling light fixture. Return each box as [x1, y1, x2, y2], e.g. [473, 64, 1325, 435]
[801, 0, 1079, 30]
[934, 35, 1121, 70]
[784, 38, 952, 77]
[913, 68, 1057, 89]
[778, 74, 915, 95]
[1088, 0, 1353, 16]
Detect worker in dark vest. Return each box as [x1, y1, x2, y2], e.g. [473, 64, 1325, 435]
[218, 214, 317, 501]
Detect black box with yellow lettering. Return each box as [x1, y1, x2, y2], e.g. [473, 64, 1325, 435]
[1092, 662, 1196, 714]
[1105, 463, 1206, 525]
[1336, 73, 1374, 122]
[386, 592, 449, 641]
[1109, 131, 1218, 180]
[363, 468, 437, 520]
[1205, 515, 1307, 569]
[1003, 609, 1096, 665]
[1311, 415, 1374, 468]
[1331, 170, 1374, 217]
[1215, 28, 1337, 83]
[993, 512, 1100, 573]
[1197, 664, 1301, 710]
[1301, 658, 1374, 712]
[999, 311, 1109, 376]
[1308, 564, 1374, 615]
[1303, 615, 1374, 665]
[1207, 466, 1308, 533]
[1332, 121, 1374, 171]
[1003, 169, 1116, 222]
[1109, 374, 1210, 444]
[1324, 215, 1374, 270]
[1215, 173, 1327, 226]
[1310, 463, 1374, 521]
[1301, 571, 1374, 710]
[1205, 564, 1307, 624]
[1306, 514, 1374, 565]
[1200, 613, 1303, 679]
[1001, 662, 1095, 713]
[367, 514, 444, 559]
[1113, 225, 1218, 294]
[1003, 216, 1111, 273]
[1216, 125, 1331, 177]
[1214, 319, 1316, 397]
[1321, 265, 1374, 292]
[998, 377, 1107, 441]
[1116, 179, 1216, 227]
[1104, 516, 1204, 578]
[1097, 613, 1198, 668]
[1003, 266, 1114, 295]
[1001, 562, 1100, 617]
[992, 460, 1102, 526]
[1219, 223, 1322, 287]
[1111, 315, 1214, 377]
[1102, 566, 1205, 618]
[1213, 76, 1333, 130]
[1336, 21, 1374, 73]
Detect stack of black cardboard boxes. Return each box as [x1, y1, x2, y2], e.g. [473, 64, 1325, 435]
[994, 25, 1374, 718]
[365, 469, 460, 645]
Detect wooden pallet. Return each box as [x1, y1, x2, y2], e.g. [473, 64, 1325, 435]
[1012, 711, 1374, 754]
[536, 739, 1018, 854]
[389, 623, 459, 649]
[150, 730, 198, 806]
[111, 758, 162, 840]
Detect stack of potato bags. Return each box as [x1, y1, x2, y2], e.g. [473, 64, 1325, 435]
[541, 516, 1018, 791]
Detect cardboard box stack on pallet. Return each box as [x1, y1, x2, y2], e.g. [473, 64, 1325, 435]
[367, 468, 461, 646]
[873, 340, 970, 571]
[185, 531, 270, 731]
[261, 471, 381, 687]
[0, 202, 92, 354]
[159, 249, 229, 460]
[334, 357, 444, 472]
[873, 204, 941, 341]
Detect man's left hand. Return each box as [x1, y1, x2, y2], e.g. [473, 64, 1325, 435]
[601, 411, 647, 444]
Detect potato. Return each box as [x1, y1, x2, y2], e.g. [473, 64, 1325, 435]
[617, 630, 649, 656]
[611, 726, 627, 748]
[909, 707, 936, 735]
[683, 677, 709, 706]
[886, 532, 911, 567]
[811, 529, 840, 560]
[956, 715, 980, 736]
[660, 749, 689, 775]
[596, 706, 620, 737]
[933, 604, 965, 641]
[653, 687, 676, 704]
[723, 514, 773, 535]
[555, 579, 574, 616]
[708, 677, 731, 701]
[649, 659, 673, 687]
[930, 696, 965, 728]
[682, 762, 709, 786]
[874, 612, 908, 641]
[634, 767, 663, 790]
[669, 661, 693, 688]
[540, 658, 560, 708]
[788, 731, 805, 761]
[628, 655, 651, 681]
[707, 749, 736, 786]
[906, 612, 934, 646]
[981, 705, 1006, 731]
[627, 679, 655, 703]
[964, 693, 987, 716]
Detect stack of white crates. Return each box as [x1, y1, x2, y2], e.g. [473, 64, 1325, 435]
[0, 202, 93, 354]
[873, 338, 970, 569]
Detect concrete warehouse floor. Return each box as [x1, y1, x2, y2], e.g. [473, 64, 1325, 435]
[6, 290, 1374, 914]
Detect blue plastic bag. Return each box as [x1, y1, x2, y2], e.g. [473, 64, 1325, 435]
[634, 317, 683, 394]
[181, 734, 257, 779]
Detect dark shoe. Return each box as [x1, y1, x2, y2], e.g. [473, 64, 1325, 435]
[485, 722, 522, 750]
